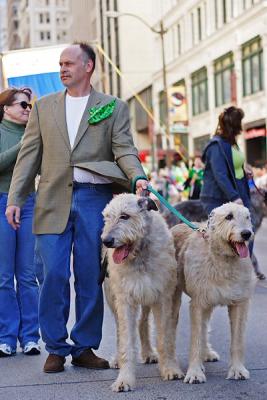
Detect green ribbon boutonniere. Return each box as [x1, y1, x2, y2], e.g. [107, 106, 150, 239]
[88, 99, 116, 124]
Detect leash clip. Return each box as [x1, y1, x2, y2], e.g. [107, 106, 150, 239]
[197, 227, 208, 239]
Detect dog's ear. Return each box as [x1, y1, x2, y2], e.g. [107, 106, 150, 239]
[137, 197, 158, 211]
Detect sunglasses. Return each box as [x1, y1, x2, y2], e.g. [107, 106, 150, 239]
[12, 101, 32, 110]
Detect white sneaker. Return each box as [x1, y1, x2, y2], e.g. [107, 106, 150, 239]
[23, 341, 41, 356]
[0, 343, 13, 357]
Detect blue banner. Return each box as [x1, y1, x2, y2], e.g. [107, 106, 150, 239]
[8, 72, 64, 98]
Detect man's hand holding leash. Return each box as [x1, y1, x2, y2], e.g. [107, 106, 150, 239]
[135, 179, 148, 196]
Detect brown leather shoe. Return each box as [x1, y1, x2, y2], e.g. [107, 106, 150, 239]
[71, 348, 110, 369]
[43, 354, 66, 373]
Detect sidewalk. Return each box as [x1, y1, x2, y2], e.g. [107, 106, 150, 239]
[0, 221, 267, 400]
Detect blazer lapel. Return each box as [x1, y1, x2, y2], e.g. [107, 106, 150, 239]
[53, 91, 71, 152]
[72, 87, 102, 152]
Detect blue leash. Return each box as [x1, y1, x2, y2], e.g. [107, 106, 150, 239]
[147, 185, 202, 232]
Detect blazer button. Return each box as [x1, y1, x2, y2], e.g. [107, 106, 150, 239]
[68, 183, 73, 187]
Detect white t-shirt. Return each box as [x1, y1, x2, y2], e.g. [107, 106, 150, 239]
[65, 93, 112, 184]
[66, 93, 89, 148]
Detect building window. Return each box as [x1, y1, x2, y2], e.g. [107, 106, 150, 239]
[135, 86, 152, 133]
[204, 1, 207, 34]
[40, 31, 44, 40]
[197, 7, 202, 41]
[231, 0, 234, 18]
[214, 52, 234, 107]
[222, 0, 227, 23]
[159, 90, 167, 124]
[191, 67, 208, 115]
[214, 0, 219, 29]
[46, 13, 50, 23]
[242, 36, 264, 96]
[47, 31, 51, 40]
[177, 23, 181, 54]
[194, 134, 210, 154]
[191, 12, 195, 46]
[39, 13, 43, 23]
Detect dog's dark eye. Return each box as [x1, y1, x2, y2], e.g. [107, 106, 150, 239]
[120, 214, 130, 220]
[225, 213, 233, 220]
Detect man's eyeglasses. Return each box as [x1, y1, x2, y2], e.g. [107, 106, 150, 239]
[12, 101, 32, 110]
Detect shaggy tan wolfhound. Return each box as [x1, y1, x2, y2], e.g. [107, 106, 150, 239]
[102, 194, 184, 392]
[171, 202, 255, 384]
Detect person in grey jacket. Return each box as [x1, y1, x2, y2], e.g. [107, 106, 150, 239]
[6, 43, 148, 373]
[0, 87, 40, 357]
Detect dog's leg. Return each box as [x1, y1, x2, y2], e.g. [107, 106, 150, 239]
[152, 300, 184, 381]
[104, 280, 120, 368]
[201, 307, 220, 362]
[184, 302, 207, 384]
[169, 285, 182, 358]
[139, 306, 158, 364]
[110, 309, 120, 369]
[111, 303, 138, 392]
[227, 300, 250, 380]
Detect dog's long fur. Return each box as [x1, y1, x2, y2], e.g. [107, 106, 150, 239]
[102, 194, 184, 392]
[171, 202, 255, 383]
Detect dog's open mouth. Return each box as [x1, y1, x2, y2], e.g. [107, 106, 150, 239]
[229, 241, 249, 258]
[113, 244, 132, 264]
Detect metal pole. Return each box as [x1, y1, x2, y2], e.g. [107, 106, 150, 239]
[159, 20, 171, 168]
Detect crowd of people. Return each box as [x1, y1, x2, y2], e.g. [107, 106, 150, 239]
[0, 41, 266, 369]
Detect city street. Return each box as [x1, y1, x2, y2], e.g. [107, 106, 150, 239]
[0, 219, 267, 400]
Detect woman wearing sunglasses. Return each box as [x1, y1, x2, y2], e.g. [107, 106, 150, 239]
[0, 87, 40, 357]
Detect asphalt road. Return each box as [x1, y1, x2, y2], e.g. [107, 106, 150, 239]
[0, 220, 266, 400]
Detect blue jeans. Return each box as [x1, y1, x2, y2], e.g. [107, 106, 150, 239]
[36, 183, 113, 357]
[0, 193, 40, 351]
[34, 243, 44, 287]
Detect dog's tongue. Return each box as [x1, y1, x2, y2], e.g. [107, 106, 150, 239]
[113, 245, 130, 264]
[235, 242, 249, 258]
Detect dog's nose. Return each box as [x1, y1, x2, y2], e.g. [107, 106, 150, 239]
[241, 230, 252, 240]
[103, 237, 115, 248]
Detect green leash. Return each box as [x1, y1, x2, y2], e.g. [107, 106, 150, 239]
[147, 185, 203, 232]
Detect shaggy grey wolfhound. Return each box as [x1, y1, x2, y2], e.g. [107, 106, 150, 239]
[102, 194, 184, 392]
[172, 202, 255, 384]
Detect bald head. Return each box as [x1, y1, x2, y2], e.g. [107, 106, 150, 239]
[59, 43, 95, 94]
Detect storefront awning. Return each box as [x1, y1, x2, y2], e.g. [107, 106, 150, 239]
[244, 127, 266, 139]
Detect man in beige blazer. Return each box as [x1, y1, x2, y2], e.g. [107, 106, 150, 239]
[6, 42, 148, 373]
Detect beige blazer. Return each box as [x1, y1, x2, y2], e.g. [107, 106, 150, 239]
[8, 88, 146, 234]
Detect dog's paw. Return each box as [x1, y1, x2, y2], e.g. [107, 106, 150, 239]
[111, 380, 132, 392]
[143, 352, 158, 364]
[111, 376, 135, 392]
[226, 364, 250, 380]
[203, 349, 220, 362]
[184, 366, 207, 384]
[110, 356, 120, 369]
[160, 362, 185, 381]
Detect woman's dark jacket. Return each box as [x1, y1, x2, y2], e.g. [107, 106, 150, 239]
[200, 136, 250, 204]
